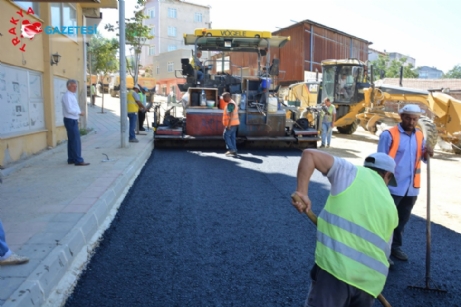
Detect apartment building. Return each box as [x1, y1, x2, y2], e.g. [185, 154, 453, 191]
[140, 0, 210, 68]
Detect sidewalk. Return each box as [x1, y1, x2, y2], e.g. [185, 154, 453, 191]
[0, 95, 154, 306]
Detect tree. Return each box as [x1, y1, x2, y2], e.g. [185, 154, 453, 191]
[370, 54, 419, 80]
[105, 2, 153, 86]
[443, 65, 461, 78]
[88, 34, 119, 113]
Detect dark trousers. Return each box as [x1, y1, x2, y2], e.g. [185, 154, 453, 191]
[305, 264, 375, 307]
[138, 110, 146, 130]
[91, 95, 96, 105]
[63, 117, 84, 164]
[391, 194, 418, 249]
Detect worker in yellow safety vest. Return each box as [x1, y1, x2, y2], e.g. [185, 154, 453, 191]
[222, 92, 240, 156]
[377, 104, 433, 262]
[292, 150, 398, 307]
[127, 85, 145, 143]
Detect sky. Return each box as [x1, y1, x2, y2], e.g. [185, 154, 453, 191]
[100, 0, 460, 73]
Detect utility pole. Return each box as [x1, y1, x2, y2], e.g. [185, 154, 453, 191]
[119, 0, 128, 148]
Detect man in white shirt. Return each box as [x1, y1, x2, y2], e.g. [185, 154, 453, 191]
[61, 79, 89, 166]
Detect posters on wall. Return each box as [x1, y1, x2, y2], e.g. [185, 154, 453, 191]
[0, 64, 45, 136]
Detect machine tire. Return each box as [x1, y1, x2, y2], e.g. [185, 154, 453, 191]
[417, 116, 438, 149]
[337, 121, 358, 134]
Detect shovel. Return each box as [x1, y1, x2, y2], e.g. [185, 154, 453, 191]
[407, 156, 447, 293]
[291, 193, 392, 307]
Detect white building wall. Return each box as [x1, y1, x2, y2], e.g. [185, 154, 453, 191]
[140, 0, 210, 68]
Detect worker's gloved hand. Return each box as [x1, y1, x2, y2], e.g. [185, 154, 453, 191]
[291, 191, 312, 214]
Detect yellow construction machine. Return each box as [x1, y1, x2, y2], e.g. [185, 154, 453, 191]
[291, 58, 461, 153]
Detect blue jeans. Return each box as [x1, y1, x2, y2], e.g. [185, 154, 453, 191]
[223, 125, 238, 152]
[0, 219, 12, 260]
[196, 70, 204, 81]
[64, 117, 84, 164]
[321, 122, 333, 146]
[128, 112, 137, 140]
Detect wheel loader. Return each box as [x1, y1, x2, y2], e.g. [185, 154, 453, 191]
[288, 58, 461, 153]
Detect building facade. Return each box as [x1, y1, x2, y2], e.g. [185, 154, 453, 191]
[417, 66, 444, 79]
[140, 0, 210, 68]
[387, 52, 416, 67]
[0, 0, 116, 166]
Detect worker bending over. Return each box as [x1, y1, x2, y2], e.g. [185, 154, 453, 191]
[292, 150, 398, 307]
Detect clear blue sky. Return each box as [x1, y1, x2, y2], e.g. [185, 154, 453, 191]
[101, 0, 460, 73]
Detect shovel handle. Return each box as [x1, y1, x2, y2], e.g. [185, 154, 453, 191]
[290, 193, 318, 225]
[290, 192, 392, 307]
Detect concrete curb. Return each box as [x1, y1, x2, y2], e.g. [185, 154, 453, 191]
[3, 141, 153, 307]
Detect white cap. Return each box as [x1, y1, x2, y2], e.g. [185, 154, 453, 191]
[364, 152, 397, 187]
[133, 85, 140, 91]
[398, 104, 424, 115]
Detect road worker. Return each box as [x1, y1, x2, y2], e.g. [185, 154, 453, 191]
[292, 150, 398, 307]
[378, 104, 434, 261]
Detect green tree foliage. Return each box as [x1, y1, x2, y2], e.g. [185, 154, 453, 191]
[443, 65, 461, 78]
[370, 54, 419, 80]
[88, 34, 118, 112]
[105, 2, 153, 85]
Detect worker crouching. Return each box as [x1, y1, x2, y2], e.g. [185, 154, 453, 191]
[292, 150, 398, 307]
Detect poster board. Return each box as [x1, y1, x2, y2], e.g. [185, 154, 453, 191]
[0, 64, 45, 136]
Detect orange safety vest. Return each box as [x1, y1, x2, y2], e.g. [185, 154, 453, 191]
[388, 126, 423, 188]
[222, 101, 240, 127]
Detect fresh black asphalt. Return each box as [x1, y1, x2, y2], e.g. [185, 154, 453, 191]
[65, 149, 461, 307]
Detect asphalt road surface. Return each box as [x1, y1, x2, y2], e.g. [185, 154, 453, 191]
[65, 147, 461, 307]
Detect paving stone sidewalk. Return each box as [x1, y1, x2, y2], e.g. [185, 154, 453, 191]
[0, 95, 154, 307]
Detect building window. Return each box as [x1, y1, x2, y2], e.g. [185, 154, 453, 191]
[167, 62, 174, 72]
[195, 13, 202, 22]
[156, 66, 159, 75]
[148, 46, 155, 56]
[167, 26, 176, 37]
[167, 45, 177, 52]
[150, 26, 155, 36]
[168, 8, 177, 18]
[51, 3, 77, 40]
[147, 8, 155, 19]
[14, 1, 40, 16]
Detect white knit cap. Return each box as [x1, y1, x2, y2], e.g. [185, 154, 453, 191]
[398, 104, 424, 115]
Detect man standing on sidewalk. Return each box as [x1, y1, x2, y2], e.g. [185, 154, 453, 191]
[377, 104, 433, 261]
[127, 85, 145, 143]
[0, 219, 29, 265]
[62, 79, 90, 166]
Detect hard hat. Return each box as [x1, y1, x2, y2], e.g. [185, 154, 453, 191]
[133, 85, 140, 91]
[364, 152, 397, 187]
[398, 104, 424, 115]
